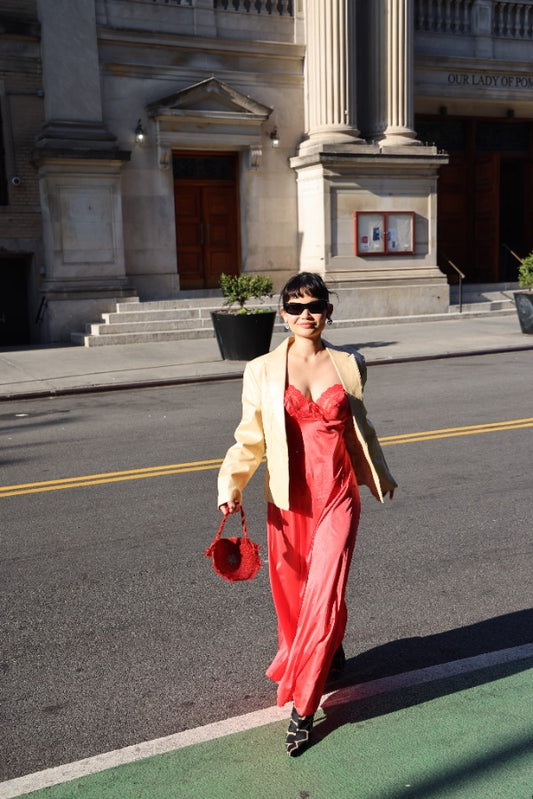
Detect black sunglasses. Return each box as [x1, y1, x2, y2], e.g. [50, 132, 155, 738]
[283, 299, 328, 315]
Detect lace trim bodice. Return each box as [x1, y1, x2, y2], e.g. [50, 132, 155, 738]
[284, 383, 348, 421]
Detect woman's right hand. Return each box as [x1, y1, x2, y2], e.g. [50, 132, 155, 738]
[219, 500, 241, 514]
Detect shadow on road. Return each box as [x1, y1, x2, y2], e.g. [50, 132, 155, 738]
[343, 607, 533, 685]
[315, 608, 532, 754]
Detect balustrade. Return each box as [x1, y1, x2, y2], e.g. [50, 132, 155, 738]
[415, 0, 473, 33]
[416, 0, 533, 38]
[213, 0, 293, 14]
[147, 0, 293, 11]
[143, 0, 533, 37]
[493, 2, 533, 37]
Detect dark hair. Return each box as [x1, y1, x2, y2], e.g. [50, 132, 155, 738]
[280, 272, 330, 307]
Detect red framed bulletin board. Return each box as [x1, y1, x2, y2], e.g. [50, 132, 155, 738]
[354, 211, 415, 255]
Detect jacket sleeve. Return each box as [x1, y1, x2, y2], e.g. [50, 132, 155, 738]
[360, 410, 397, 496]
[217, 362, 266, 508]
[346, 352, 398, 499]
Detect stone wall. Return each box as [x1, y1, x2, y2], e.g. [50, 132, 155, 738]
[99, 20, 305, 298]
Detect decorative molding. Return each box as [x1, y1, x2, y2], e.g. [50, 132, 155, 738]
[104, 62, 304, 89]
[147, 76, 273, 118]
[159, 144, 171, 170]
[97, 27, 305, 60]
[248, 143, 262, 169]
[148, 76, 272, 169]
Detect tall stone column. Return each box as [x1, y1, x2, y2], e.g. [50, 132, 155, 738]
[300, 0, 363, 150]
[34, 0, 133, 343]
[36, 0, 117, 149]
[379, 0, 420, 147]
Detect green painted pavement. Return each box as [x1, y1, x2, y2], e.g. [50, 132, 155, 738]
[21, 659, 533, 799]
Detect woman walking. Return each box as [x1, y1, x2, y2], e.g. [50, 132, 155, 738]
[217, 272, 396, 756]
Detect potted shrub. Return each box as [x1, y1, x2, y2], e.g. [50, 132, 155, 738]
[515, 252, 533, 334]
[211, 272, 276, 360]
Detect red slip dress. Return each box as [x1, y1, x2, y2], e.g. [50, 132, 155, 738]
[266, 383, 361, 716]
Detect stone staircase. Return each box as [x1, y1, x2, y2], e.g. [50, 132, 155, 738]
[71, 283, 519, 347]
[448, 283, 518, 315]
[70, 295, 284, 347]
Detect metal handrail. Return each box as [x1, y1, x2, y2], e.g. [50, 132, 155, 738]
[502, 244, 523, 305]
[440, 251, 466, 312]
[35, 296, 48, 325]
[502, 243, 522, 264]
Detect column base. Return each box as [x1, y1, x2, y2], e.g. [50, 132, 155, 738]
[290, 147, 450, 318]
[36, 147, 132, 342]
[378, 128, 422, 148]
[324, 281, 449, 320]
[298, 130, 365, 155]
[34, 120, 130, 160]
[41, 282, 138, 343]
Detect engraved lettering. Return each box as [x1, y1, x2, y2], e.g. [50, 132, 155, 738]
[447, 73, 533, 90]
[448, 73, 470, 86]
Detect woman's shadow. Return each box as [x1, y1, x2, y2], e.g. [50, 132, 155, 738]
[313, 607, 533, 744]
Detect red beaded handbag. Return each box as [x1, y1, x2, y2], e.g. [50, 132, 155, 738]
[205, 507, 261, 583]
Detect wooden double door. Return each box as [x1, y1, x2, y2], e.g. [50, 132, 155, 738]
[417, 117, 533, 283]
[173, 153, 240, 290]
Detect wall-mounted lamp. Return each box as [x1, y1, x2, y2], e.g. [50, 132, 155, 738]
[506, 108, 515, 118]
[270, 128, 280, 148]
[135, 119, 146, 144]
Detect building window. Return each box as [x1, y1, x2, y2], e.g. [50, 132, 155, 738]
[173, 153, 236, 181]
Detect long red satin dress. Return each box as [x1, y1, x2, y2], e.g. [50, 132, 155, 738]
[266, 383, 361, 716]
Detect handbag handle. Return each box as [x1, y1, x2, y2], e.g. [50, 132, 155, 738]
[214, 506, 249, 542]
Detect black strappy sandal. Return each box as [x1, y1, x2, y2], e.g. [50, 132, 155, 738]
[286, 706, 314, 757]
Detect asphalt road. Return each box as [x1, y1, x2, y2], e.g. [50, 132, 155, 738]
[1, 351, 532, 781]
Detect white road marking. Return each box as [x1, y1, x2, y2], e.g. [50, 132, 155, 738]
[1, 643, 532, 799]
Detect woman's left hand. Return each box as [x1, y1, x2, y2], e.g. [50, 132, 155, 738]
[219, 500, 241, 514]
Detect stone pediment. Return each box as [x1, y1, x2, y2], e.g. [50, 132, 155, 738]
[147, 77, 273, 169]
[147, 77, 273, 120]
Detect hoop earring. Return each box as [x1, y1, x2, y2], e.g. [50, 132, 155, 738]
[326, 317, 333, 326]
[284, 323, 290, 331]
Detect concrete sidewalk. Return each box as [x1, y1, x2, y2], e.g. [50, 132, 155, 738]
[1, 313, 532, 400]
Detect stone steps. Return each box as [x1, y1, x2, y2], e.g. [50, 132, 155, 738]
[71, 286, 518, 347]
[449, 300, 515, 313]
[88, 319, 210, 336]
[71, 297, 283, 346]
[70, 327, 217, 347]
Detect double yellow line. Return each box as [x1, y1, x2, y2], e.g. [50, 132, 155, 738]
[1, 418, 531, 498]
[379, 417, 533, 446]
[0, 459, 223, 498]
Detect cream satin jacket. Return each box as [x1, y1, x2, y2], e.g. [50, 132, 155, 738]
[217, 337, 397, 511]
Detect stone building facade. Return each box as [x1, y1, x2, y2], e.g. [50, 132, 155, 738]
[1, 0, 532, 344]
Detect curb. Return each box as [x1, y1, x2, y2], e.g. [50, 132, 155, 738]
[1, 344, 532, 402]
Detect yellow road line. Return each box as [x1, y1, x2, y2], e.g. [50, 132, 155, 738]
[380, 418, 533, 445]
[1, 418, 531, 498]
[0, 460, 224, 498]
[1, 459, 223, 491]
[379, 417, 533, 443]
